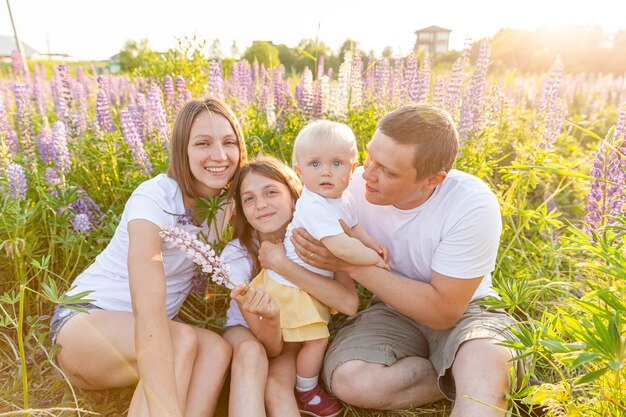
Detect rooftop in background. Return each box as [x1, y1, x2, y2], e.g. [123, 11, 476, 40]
[0, 35, 39, 57]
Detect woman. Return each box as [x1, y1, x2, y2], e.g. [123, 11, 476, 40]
[51, 98, 247, 417]
[222, 156, 359, 417]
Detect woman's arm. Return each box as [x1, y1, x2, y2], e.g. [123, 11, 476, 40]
[258, 241, 359, 316]
[127, 219, 183, 417]
[230, 284, 283, 357]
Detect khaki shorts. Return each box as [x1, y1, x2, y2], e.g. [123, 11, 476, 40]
[322, 297, 526, 400]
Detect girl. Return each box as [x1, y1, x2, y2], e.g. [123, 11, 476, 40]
[50, 98, 247, 417]
[222, 156, 359, 417]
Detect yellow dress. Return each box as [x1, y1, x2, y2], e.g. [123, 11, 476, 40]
[251, 269, 332, 342]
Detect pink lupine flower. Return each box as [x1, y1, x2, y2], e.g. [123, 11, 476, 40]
[160, 226, 233, 288]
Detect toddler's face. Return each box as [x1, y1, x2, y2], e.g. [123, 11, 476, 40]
[296, 144, 357, 199]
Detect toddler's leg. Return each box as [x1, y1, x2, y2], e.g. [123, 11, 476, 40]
[295, 337, 343, 417]
[296, 337, 328, 379]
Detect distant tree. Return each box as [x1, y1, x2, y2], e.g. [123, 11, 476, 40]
[230, 41, 241, 59]
[381, 46, 394, 58]
[276, 43, 297, 75]
[209, 39, 222, 59]
[243, 41, 280, 68]
[293, 38, 333, 75]
[116, 39, 157, 72]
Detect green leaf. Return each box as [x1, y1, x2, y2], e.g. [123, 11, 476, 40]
[574, 366, 608, 385]
[571, 352, 602, 368]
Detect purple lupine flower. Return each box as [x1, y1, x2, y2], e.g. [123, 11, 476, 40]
[51, 121, 71, 174]
[32, 75, 48, 119]
[539, 56, 565, 148]
[44, 167, 61, 186]
[119, 108, 152, 175]
[37, 124, 54, 164]
[11, 50, 25, 78]
[70, 187, 103, 226]
[585, 125, 625, 235]
[469, 40, 491, 133]
[350, 51, 363, 109]
[374, 59, 390, 106]
[163, 75, 175, 123]
[298, 67, 314, 120]
[71, 80, 87, 138]
[72, 213, 92, 234]
[6, 163, 27, 201]
[207, 61, 225, 100]
[148, 84, 170, 146]
[0, 138, 10, 175]
[389, 57, 404, 106]
[96, 75, 114, 133]
[13, 83, 35, 162]
[403, 53, 418, 102]
[273, 67, 287, 128]
[416, 52, 431, 103]
[445, 49, 469, 118]
[432, 75, 445, 109]
[0, 93, 19, 154]
[317, 55, 325, 80]
[363, 52, 376, 97]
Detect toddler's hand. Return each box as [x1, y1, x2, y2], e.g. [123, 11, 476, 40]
[374, 257, 390, 271]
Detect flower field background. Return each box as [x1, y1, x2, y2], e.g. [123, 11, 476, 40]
[0, 38, 625, 417]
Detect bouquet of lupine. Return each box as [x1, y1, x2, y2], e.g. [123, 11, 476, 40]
[159, 226, 234, 289]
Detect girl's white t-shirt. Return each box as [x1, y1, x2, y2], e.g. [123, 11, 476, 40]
[67, 174, 228, 319]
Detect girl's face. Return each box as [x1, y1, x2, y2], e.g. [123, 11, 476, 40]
[187, 111, 240, 198]
[240, 172, 295, 242]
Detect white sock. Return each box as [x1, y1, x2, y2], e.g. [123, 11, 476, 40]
[295, 374, 318, 393]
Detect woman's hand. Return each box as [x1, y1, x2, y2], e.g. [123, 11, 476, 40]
[290, 227, 352, 272]
[230, 284, 279, 322]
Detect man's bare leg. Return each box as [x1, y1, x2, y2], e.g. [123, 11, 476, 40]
[449, 339, 513, 417]
[330, 357, 444, 410]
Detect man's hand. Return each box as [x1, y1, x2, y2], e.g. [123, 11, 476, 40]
[230, 284, 279, 321]
[290, 227, 352, 272]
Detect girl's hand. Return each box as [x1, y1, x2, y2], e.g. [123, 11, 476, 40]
[230, 284, 279, 321]
[258, 240, 288, 272]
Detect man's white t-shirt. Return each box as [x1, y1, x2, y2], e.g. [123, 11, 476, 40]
[267, 187, 358, 288]
[66, 174, 228, 319]
[348, 166, 501, 301]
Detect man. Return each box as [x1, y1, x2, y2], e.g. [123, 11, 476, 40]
[291, 104, 525, 417]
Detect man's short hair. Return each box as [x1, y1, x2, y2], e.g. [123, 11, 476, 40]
[378, 104, 459, 180]
[292, 120, 358, 169]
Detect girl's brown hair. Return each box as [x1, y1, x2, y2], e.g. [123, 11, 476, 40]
[167, 98, 248, 197]
[229, 156, 302, 278]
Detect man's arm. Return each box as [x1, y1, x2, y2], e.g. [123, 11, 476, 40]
[345, 264, 481, 330]
[291, 226, 480, 330]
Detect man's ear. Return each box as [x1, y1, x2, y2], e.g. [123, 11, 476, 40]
[427, 171, 447, 188]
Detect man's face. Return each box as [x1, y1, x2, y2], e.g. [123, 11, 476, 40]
[362, 130, 439, 210]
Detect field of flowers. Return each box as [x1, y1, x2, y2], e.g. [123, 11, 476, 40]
[0, 40, 625, 417]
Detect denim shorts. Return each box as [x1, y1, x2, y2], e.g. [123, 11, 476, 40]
[49, 302, 103, 345]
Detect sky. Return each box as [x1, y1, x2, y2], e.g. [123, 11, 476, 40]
[2, 0, 625, 61]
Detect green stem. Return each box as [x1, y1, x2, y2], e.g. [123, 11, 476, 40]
[17, 283, 29, 412]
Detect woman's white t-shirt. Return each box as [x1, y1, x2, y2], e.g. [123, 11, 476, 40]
[66, 174, 228, 319]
